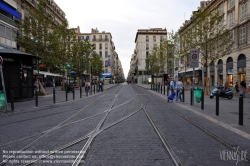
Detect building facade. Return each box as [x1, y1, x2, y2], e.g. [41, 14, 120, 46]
[133, 28, 168, 84]
[0, 0, 20, 49]
[177, 0, 250, 87]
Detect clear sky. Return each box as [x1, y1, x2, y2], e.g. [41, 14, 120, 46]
[54, 0, 201, 78]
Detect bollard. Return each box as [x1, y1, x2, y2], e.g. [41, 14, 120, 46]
[161, 85, 162, 94]
[155, 84, 157, 92]
[239, 96, 243, 125]
[73, 88, 75, 100]
[11, 90, 14, 111]
[164, 85, 165, 95]
[53, 88, 55, 104]
[94, 84, 95, 94]
[158, 85, 160, 93]
[201, 89, 204, 110]
[182, 87, 185, 102]
[86, 87, 88, 97]
[96, 84, 98, 93]
[35, 90, 38, 107]
[216, 93, 219, 116]
[90, 85, 92, 95]
[80, 86, 82, 98]
[190, 88, 193, 106]
[66, 88, 68, 101]
[151, 84, 152, 90]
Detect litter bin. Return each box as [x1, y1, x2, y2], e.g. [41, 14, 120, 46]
[195, 87, 202, 103]
[0, 91, 6, 109]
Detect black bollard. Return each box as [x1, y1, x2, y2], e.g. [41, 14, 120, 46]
[164, 85, 165, 95]
[66, 88, 68, 101]
[73, 88, 75, 100]
[80, 86, 82, 98]
[182, 87, 185, 102]
[155, 84, 157, 92]
[90, 85, 92, 95]
[11, 90, 14, 111]
[53, 88, 55, 104]
[96, 84, 98, 93]
[161, 85, 162, 94]
[190, 88, 193, 106]
[151, 84, 152, 90]
[35, 90, 38, 107]
[86, 87, 88, 97]
[216, 93, 219, 116]
[239, 96, 243, 125]
[201, 89, 204, 110]
[94, 84, 95, 94]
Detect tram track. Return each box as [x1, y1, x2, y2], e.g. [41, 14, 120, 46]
[0, 85, 123, 166]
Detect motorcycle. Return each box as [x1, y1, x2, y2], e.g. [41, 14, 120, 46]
[210, 86, 234, 99]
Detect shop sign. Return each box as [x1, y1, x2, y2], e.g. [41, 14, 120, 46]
[227, 69, 233, 75]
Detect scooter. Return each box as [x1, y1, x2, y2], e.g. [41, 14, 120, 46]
[210, 86, 234, 99]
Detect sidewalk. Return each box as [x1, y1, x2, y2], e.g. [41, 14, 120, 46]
[1, 83, 118, 112]
[136, 83, 250, 137]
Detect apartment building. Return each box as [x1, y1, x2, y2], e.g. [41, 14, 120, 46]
[76, 27, 117, 78]
[177, 0, 250, 87]
[0, 0, 20, 49]
[133, 28, 167, 84]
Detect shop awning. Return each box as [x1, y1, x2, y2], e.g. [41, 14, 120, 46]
[0, 1, 21, 19]
[34, 70, 63, 77]
[101, 73, 112, 78]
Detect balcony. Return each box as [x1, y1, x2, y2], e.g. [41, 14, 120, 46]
[0, 13, 17, 27]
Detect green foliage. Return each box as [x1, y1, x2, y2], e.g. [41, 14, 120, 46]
[90, 52, 104, 75]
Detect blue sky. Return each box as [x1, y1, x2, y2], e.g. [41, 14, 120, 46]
[54, 0, 201, 78]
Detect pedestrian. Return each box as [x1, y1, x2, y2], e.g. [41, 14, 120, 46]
[34, 79, 39, 99]
[240, 79, 246, 98]
[170, 80, 174, 93]
[234, 82, 239, 95]
[99, 81, 103, 92]
[85, 80, 89, 94]
[175, 78, 183, 102]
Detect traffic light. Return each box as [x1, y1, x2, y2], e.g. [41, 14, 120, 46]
[66, 62, 71, 68]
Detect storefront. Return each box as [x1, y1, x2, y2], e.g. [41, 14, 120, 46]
[217, 59, 223, 84]
[0, 49, 40, 101]
[237, 54, 246, 82]
[226, 57, 234, 87]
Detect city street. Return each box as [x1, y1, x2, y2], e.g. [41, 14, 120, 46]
[0, 83, 249, 166]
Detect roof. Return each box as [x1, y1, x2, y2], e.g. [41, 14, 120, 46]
[0, 49, 40, 60]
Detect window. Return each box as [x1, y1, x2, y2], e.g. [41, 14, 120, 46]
[105, 35, 108, 41]
[218, 3, 224, 15]
[99, 35, 102, 41]
[146, 43, 149, 50]
[228, 11, 234, 26]
[153, 36, 156, 42]
[241, 2, 248, 20]
[105, 51, 108, 58]
[105, 60, 108, 67]
[229, 31, 234, 44]
[81, 36, 84, 40]
[105, 43, 108, 49]
[160, 36, 163, 41]
[93, 35, 96, 40]
[6, 27, 11, 40]
[146, 36, 149, 42]
[239, 26, 246, 44]
[105, 69, 108, 73]
[153, 44, 157, 48]
[0, 24, 5, 37]
[99, 43, 102, 49]
[93, 44, 96, 50]
[228, 0, 234, 8]
[86, 36, 90, 40]
[99, 51, 102, 57]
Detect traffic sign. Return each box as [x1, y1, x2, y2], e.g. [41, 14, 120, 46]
[0, 56, 3, 65]
[190, 49, 199, 67]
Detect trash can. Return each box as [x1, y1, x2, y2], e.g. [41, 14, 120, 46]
[195, 87, 202, 103]
[0, 91, 6, 109]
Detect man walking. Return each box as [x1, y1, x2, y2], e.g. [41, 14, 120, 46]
[175, 78, 183, 102]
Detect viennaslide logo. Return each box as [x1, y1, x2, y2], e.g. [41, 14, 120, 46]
[220, 146, 248, 165]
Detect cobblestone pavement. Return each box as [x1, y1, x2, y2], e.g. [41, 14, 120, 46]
[0, 83, 249, 166]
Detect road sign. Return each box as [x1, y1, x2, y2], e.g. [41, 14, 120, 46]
[190, 49, 199, 67]
[0, 56, 3, 65]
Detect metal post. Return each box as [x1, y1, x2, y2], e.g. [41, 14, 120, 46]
[164, 85, 165, 95]
[86, 87, 88, 97]
[151, 83, 152, 90]
[73, 87, 75, 100]
[182, 87, 185, 102]
[35, 89, 38, 107]
[80, 86, 82, 98]
[161, 85, 162, 94]
[53, 88, 55, 104]
[94, 83, 95, 94]
[190, 88, 193, 106]
[167, 86, 169, 96]
[90, 84, 92, 95]
[155, 83, 157, 92]
[11, 90, 14, 111]
[201, 89, 204, 110]
[66, 87, 68, 101]
[239, 96, 243, 125]
[216, 94, 219, 116]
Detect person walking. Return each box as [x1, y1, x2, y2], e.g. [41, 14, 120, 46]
[85, 80, 89, 96]
[175, 78, 183, 102]
[240, 79, 246, 98]
[234, 82, 239, 95]
[170, 80, 174, 93]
